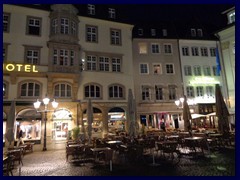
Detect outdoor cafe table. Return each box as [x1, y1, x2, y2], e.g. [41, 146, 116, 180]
[91, 147, 111, 162]
[184, 137, 205, 156]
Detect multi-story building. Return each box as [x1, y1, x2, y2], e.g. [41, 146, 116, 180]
[215, 6, 235, 128]
[3, 4, 134, 146]
[132, 23, 184, 130]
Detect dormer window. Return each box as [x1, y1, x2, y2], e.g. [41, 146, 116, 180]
[138, 28, 143, 36]
[108, 8, 115, 19]
[151, 29, 156, 36]
[191, 28, 196, 37]
[228, 11, 235, 24]
[162, 29, 167, 37]
[88, 4, 95, 15]
[197, 29, 203, 37]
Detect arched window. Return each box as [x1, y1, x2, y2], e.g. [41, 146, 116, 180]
[84, 84, 101, 98]
[54, 83, 72, 98]
[20, 82, 40, 97]
[109, 84, 124, 98]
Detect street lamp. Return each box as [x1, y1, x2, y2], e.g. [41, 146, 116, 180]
[34, 97, 58, 151]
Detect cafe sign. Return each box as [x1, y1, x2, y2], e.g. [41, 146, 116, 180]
[3, 63, 39, 72]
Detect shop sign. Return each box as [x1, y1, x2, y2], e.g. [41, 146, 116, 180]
[189, 77, 220, 85]
[3, 63, 38, 72]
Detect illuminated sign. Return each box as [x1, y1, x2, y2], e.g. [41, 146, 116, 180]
[3, 63, 38, 72]
[189, 77, 220, 85]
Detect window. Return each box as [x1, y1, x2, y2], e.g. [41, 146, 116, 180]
[99, 56, 109, 71]
[191, 28, 196, 37]
[212, 66, 220, 76]
[3, 82, 7, 98]
[26, 49, 40, 65]
[86, 25, 98, 42]
[203, 66, 211, 76]
[182, 47, 189, 56]
[110, 29, 121, 45]
[27, 16, 41, 36]
[138, 43, 147, 54]
[210, 47, 216, 57]
[71, 21, 76, 35]
[162, 29, 167, 36]
[151, 43, 160, 54]
[155, 85, 163, 100]
[88, 4, 95, 15]
[186, 86, 194, 97]
[3, 13, 10, 32]
[60, 18, 69, 34]
[70, 51, 74, 66]
[138, 29, 143, 36]
[196, 86, 204, 97]
[197, 29, 203, 37]
[164, 44, 172, 54]
[20, 82, 40, 97]
[151, 29, 156, 36]
[206, 86, 213, 97]
[184, 65, 192, 76]
[51, 19, 58, 34]
[85, 84, 101, 98]
[3, 43, 9, 62]
[142, 86, 151, 101]
[60, 49, 68, 66]
[165, 64, 174, 74]
[86, 55, 97, 71]
[112, 58, 121, 72]
[140, 64, 148, 74]
[54, 83, 72, 98]
[228, 11, 235, 24]
[191, 47, 199, 56]
[168, 85, 176, 100]
[201, 47, 208, 56]
[193, 66, 201, 76]
[109, 84, 123, 98]
[153, 64, 162, 75]
[108, 8, 115, 19]
[24, 46, 41, 65]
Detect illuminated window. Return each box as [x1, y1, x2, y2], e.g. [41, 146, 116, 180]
[196, 86, 204, 97]
[140, 63, 149, 74]
[138, 43, 147, 54]
[153, 64, 162, 75]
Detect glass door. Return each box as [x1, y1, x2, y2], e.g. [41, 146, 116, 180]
[53, 121, 68, 140]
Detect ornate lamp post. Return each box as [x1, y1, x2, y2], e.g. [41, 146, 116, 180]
[34, 97, 58, 151]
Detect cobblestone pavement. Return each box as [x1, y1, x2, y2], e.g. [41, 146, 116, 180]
[11, 146, 235, 176]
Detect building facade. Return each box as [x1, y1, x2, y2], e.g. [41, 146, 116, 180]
[3, 4, 134, 146]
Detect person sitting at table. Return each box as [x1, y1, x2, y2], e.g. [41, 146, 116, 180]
[17, 126, 25, 147]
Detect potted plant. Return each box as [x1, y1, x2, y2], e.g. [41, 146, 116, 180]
[72, 127, 80, 141]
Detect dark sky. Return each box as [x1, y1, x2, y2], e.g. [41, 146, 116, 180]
[115, 4, 233, 29]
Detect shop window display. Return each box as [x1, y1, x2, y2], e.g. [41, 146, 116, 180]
[16, 120, 41, 140]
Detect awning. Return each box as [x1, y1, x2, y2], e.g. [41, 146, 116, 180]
[191, 113, 207, 119]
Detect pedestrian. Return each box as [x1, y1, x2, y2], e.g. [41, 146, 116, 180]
[17, 126, 24, 147]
